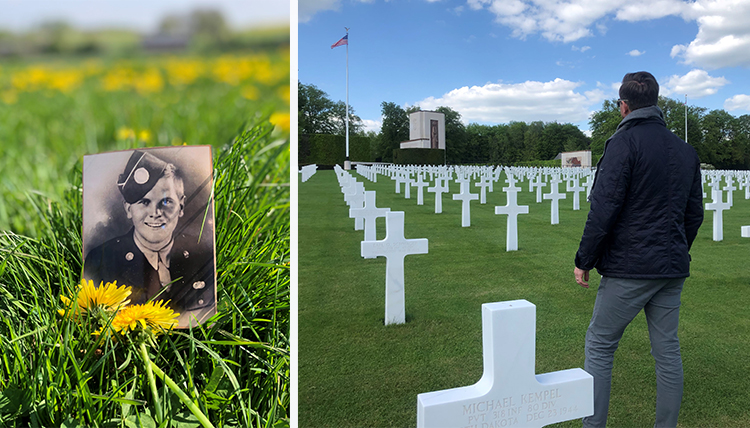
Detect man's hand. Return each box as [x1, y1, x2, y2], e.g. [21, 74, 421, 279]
[574, 267, 590, 288]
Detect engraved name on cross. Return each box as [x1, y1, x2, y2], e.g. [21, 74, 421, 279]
[417, 300, 593, 428]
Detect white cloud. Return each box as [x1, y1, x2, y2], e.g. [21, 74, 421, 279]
[724, 94, 750, 112]
[362, 119, 382, 133]
[465, 0, 750, 68]
[572, 45, 591, 52]
[412, 78, 599, 124]
[628, 49, 645, 56]
[662, 69, 729, 98]
[615, 0, 687, 21]
[299, 0, 342, 23]
[670, 0, 750, 68]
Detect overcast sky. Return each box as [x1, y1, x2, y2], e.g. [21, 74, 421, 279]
[299, 0, 750, 134]
[0, 0, 290, 32]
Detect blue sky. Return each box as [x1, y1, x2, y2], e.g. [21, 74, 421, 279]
[298, 0, 750, 134]
[0, 0, 289, 32]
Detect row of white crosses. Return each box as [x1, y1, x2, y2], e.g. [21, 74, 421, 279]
[702, 169, 750, 242]
[299, 164, 317, 182]
[335, 165, 429, 326]
[331, 167, 595, 426]
[357, 165, 596, 252]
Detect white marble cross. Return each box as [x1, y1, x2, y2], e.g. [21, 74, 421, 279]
[395, 172, 406, 194]
[361, 211, 428, 325]
[417, 300, 593, 428]
[723, 176, 736, 207]
[413, 174, 430, 206]
[453, 179, 479, 227]
[705, 190, 730, 242]
[350, 191, 390, 249]
[475, 175, 492, 204]
[300, 164, 317, 182]
[428, 178, 450, 214]
[584, 173, 594, 201]
[403, 173, 414, 199]
[543, 177, 567, 225]
[531, 174, 546, 204]
[566, 178, 585, 211]
[495, 184, 529, 252]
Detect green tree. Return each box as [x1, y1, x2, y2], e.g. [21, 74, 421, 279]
[702, 109, 740, 169]
[658, 96, 705, 155]
[379, 102, 409, 162]
[435, 106, 467, 164]
[298, 82, 362, 136]
[588, 99, 621, 162]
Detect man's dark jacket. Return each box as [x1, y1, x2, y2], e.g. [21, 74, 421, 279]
[83, 228, 215, 313]
[575, 106, 704, 278]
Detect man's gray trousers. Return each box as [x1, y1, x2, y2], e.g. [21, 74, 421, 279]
[582, 276, 685, 428]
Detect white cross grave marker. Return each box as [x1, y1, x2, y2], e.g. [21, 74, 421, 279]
[530, 174, 546, 204]
[723, 176, 736, 207]
[475, 175, 492, 204]
[453, 179, 479, 227]
[543, 177, 567, 225]
[395, 171, 405, 194]
[361, 211, 428, 325]
[428, 178, 450, 214]
[495, 184, 529, 252]
[350, 191, 390, 251]
[566, 178, 584, 211]
[414, 174, 430, 206]
[705, 190, 730, 242]
[417, 300, 593, 428]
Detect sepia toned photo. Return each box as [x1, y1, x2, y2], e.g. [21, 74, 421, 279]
[82, 146, 217, 328]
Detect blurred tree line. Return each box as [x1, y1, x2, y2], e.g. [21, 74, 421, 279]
[300, 80, 750, 169]
[0, 9, 288, 57]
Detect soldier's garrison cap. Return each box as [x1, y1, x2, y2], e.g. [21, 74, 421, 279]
[117, 151, 168, 203]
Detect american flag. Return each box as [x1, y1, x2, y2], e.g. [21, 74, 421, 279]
[331, 34, 348, 49]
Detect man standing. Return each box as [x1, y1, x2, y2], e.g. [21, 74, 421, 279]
[574, 72, 703, 427]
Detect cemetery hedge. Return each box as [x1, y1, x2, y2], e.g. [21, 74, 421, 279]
[298, 168, 750, 428]
[298, 133, 375, 166]
[392, 148, 445, 166]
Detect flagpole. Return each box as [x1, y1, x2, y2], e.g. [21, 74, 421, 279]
[344, 27, 351, 170]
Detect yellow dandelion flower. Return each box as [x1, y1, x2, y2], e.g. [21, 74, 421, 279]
[241, 84, 259, 100]
[138, 129, 152, 143]
[117, 126, 136, 141]
[59, 279, 132, 318]
[111, 300, 179, 335]
[269, 112, 290, 132]
[277, 85, 291, 104]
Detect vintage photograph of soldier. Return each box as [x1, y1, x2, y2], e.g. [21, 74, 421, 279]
[82, 146, 216, 328]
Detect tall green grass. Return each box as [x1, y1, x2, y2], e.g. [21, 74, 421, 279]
[298, 169, 750, 428]
[0, 121, 289, 427]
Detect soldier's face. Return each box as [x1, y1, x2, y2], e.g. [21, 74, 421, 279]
[125, 176, 185, 246]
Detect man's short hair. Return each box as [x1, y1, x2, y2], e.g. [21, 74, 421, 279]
[162, 163, 185, 199]
[619, 72, 659, 111]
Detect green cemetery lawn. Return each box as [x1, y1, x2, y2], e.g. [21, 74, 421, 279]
[298, 169, 750, 428]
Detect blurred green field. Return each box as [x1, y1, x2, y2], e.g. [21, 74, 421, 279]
[0, 50, 290, 235]
[0, 49, 290, 426]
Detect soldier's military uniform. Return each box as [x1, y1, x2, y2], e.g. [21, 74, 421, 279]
[83, 150, 216, 317]
[83, 228, 214, 313]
